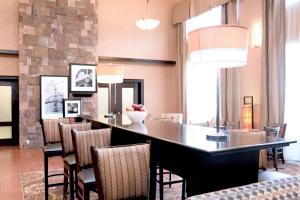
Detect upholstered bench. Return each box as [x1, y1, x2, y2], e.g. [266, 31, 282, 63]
[187, 176, 300, 200]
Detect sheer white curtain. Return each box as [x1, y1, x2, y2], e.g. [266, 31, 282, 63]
[284, 0, 300, 161]
[186, 7, 221, 124]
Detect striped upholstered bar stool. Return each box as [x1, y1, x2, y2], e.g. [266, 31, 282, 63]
[59, 122, 92, 200]
[72, 128, 112, 200]
[91, 143, 150, 200]
[41, 118, 73, 200]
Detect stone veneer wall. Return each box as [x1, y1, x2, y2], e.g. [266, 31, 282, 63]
[19, 0, 98, 148]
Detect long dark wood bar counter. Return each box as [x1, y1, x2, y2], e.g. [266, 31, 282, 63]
[81, 114, 297, 199]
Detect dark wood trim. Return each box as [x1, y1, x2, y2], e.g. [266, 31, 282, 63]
[0, 49, 19, 57]
[0, 122, 12, 126]
[0, 76, 18, 80]
[99, 56, 176, 65]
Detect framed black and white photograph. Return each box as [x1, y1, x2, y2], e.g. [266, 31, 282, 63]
[40, 76, 69, 119]
[70, 63, 97, 94]
[63, 98, 82, 117]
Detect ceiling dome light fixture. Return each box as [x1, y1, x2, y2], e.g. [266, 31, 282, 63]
[135, 0, 160, 30]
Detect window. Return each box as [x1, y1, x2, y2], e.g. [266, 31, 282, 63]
[186, 7, 221, 124]
[284, 0, 300, 161]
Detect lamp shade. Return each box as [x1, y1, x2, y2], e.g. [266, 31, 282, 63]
[96, 64, 124, 84]
[188, 25, 249, 68]
[243, 104, 253, 130]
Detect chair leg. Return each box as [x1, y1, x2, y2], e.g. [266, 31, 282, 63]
[159, 166, 164, 200]
[169, 171, 172, 188]
[181, 178, 186, 200]
[78, 181, 83, 200]
[75, 169, 78, 198]
[69, 167, 75, 200]
[63, 167, 69, 200]
[272, 148, 278, 171]
[84, 185, 90, 200]
[281, 150, 285, 164]
[44, 153, 49, 200]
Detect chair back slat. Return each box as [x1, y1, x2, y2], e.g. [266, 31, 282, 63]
[91, 144, 150, 200]
[72, 128, 111, 169]
[162, 113, 183, 124]
[59, 123, 91, 154]
[264, 126, 280, 137]
[42, 118, 71, 144]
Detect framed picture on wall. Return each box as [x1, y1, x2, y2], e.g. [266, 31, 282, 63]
[243, 96, 253, 105]
[69, 63, 97, 94]
[63, 98, 82, 117]
[40, 75, 69, 119]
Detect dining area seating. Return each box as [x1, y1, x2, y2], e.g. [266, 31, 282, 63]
[40, 115, 295, 200]
[42, 117, 153, 200]
[150, 113, 186, 200]
[264, 123, 287, 170]
[41, 118, 74, 200]
[72, 128, 112, 200]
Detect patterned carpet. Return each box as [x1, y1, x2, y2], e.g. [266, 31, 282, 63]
[20, 162, 300, 200]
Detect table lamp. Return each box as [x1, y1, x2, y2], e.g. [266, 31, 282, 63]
[96, 64, 124, 118]
[188, 25, 249, 140]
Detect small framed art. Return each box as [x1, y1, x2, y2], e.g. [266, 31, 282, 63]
[63, 98, 82, 117]
[40, 75, 69, 119]
[69, 63, 97, 94]
[243, 96, 253, 105]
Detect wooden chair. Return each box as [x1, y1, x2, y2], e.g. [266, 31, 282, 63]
[162, 113, 183, 124]
[72, 128, 112, 200]
[41, 118, 74, 200]
[265, 124, 287, 170]
[59, 122, 92, 200]
[155, 113, 186, 200]
[91, 143, 150, 200]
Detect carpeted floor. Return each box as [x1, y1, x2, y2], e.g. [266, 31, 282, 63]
[20, 162, 300, 200]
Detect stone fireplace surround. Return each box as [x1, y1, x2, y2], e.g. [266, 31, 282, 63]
[19, 0, 98, 148]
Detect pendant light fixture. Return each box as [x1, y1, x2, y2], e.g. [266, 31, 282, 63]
[135, 0, 160, 30]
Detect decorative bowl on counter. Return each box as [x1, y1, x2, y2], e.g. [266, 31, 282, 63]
[125, 104, 147, 123]
[125, 111, 147, 123]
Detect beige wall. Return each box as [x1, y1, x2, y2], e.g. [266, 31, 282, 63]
[124, 63, 177, 117]
[98, 0, 179, 116]
[239, 0, 263, 128]
[0, 0, 19, 76]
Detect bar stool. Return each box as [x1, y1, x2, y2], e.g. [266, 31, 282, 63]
[72, 128, 112, 200]
[156, 113, 186, 200]
[59, 122, 92, 200]
[41, 118, 73, 200]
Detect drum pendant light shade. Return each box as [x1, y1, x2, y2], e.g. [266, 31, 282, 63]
[188, 25, 249, 68]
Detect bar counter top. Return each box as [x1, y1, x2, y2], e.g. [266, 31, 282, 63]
[82, 114, 297, 154]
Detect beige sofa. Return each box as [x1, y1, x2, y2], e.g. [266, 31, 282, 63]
[187, 176, 300, 200]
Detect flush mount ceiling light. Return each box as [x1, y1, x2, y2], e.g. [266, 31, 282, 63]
[135, 0, 160, 30]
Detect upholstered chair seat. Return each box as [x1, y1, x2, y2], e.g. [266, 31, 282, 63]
[63, 154, 76, 166]
[43, 142, 62, 154]
[91, 143, 150, 200]
[77, 168, 96, 184]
